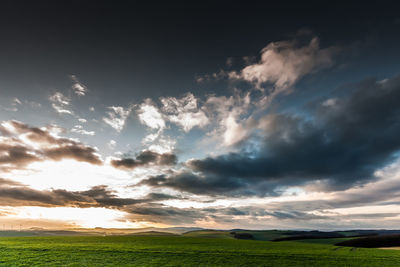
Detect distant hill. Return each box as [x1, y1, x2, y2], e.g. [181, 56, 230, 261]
[183, 229, 400, 242]
[0, 230, 98, 237]
[125, 231, 178, 236]
[2, 228, 400, 241]
[0, 227, 202, 237]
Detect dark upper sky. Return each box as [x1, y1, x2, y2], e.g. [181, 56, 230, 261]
[1, 1, 399, 102]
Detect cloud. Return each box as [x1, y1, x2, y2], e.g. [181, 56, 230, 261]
[124, 203, 204, 224]
[12, 98, 22, 105]
[139, 171, 249, 196]
[137, 99, 170, 152]
[71, 125, 95, 136]
[0, 178, 24, 186]
[0, 120, 102, 172]
[229, 36, 338, 95]
[140, 74, 400, 197]
[161, 93, 209, 132]
[49, 92, 74, 115]
[203, 92, 253, 146]
[70, 75, 88, 96]
[0, 179, 177, 208]
[103, 105, 133, 132]
[146, 136, 176, 154]
[122, 203, 324, 226]
[137, 93, 209, 134]
[137, 99, 165, 130]
[0, 175, 186, 216]
[111, 150, 177, 170]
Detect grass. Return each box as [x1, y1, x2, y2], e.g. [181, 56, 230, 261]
[0, 235, 399, 266]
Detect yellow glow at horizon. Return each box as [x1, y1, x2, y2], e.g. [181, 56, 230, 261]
[7, 206, 155, 229]
[324, 204, 400, 216]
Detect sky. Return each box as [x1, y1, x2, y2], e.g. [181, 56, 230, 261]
[1, 1, 400, 230]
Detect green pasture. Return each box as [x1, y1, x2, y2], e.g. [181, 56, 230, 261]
[0, 235, 399, 266]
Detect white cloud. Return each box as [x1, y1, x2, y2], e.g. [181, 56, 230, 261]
[78, 118, 87, 123]
[103, 105, 133, 132]
[137, 100, 167, 152]
[222, 113, 247, 146]
[136, 91, 254, 149]
[70, 75, 88, 96]
[49, 92, 74, 115]
[161, 93, 208, 132]
[322, 98, 338, 107]
[137, 100, 165, 130]
[203, 92, 252, 146]
[71, 125, 95, 136]
[230, 36, 337, 96]
[147, 136, 176, 154]
[12, 98, 22, 105]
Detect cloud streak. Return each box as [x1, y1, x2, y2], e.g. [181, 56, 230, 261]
[70, 75, 88, 96]
[0, 120, 102, 172]
[49, 92, 74, 115]
[103, 105, 133, 132]
[111, 150, 177, 170]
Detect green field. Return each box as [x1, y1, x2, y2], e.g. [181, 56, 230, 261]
[0, 235, 400, 266]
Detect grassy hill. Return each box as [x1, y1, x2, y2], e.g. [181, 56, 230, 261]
[181, 229, 382, 241]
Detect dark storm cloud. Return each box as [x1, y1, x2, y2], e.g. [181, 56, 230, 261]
[0, 181, 178, 208]
[209, 207, 324, 220]
[141, 74, 400, 196]
[111, 150, 177, 170]
[76, 185, 141, 207]
[0, 120, 102, 171]
[77, 186, 177, 207]
[138, 172, 256, 197]
[122, 204, 325, 225]
[0, 144, 41, 170]
[123, 203, 205, 224]
[43, 145, 101, 165]
[0, 186, 94, 207]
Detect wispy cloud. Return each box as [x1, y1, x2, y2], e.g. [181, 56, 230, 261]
[49, 92, 74, 115]
[103, 105, 133, 132]
[71, 125, 95, 136]
[111, 150, 177, 170]
[70, 75, 88, 96]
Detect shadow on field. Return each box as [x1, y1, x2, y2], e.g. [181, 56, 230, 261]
[336, 234, 400, 248]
